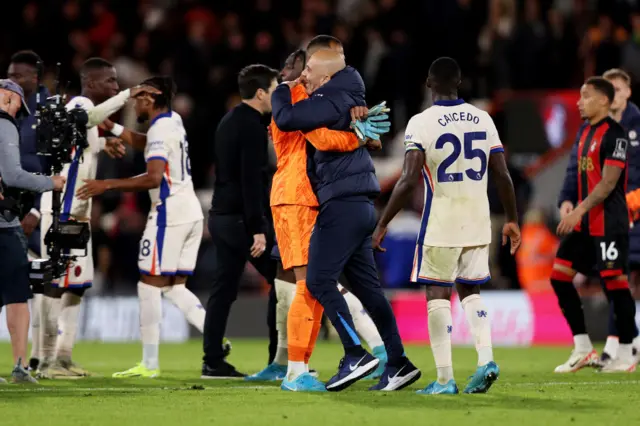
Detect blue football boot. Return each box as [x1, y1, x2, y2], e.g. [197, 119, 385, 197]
[280, 372, 327, 392]
[325, 352, 379, 392]
[416, 379, 459, 395]
[365, 346, 388, 380]
[245, 363, 287, 381]
[463, 361, 500, 394]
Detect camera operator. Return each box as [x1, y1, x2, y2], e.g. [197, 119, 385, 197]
[36, 57, 132, 379]
[0, 79, 65, 383]
[7, 50, 51, 371]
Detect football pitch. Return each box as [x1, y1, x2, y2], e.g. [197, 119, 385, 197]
[0, 340, 638, 426]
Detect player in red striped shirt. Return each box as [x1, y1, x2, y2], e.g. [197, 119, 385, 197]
[553, 77, 637, 373]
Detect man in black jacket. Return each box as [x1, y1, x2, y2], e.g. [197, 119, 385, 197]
[202, 64, 279, 378]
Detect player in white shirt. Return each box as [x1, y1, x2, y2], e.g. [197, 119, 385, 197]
[35, 58, 139, 379]
[372, 58, 521, 395]
[77, 76, 206, 378]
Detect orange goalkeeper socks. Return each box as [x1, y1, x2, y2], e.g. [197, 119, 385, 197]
[287, 280, 323, 366]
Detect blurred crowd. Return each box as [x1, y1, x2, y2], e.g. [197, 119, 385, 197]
[2, 0, 640, 293]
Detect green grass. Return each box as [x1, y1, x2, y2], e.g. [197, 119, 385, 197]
[0, 341, 638, 425]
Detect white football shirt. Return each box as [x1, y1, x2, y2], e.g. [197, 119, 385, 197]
[404, 99, 503, 247]
[144, 111, 203, 227]
[41, 96, 101, 219]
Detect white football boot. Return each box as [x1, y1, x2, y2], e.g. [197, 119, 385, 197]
[599, 357, 637, 373]
[554, 349, 599, 373]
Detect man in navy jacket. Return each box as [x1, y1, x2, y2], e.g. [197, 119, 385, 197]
[558, 68, 640, 362]
[272, 49, 420, 392]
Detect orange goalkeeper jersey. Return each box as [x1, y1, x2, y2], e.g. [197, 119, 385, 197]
[270, 84, 360, 207]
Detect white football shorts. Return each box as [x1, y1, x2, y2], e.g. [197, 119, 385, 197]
[410, 244, 490, 287]
[40, 213, 94, 288]
[138, 218, 203, 276]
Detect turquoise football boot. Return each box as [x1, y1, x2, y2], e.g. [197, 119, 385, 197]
[463, 361, 500, 394]
[416, 379, 459, 395]
[245, 363, 287, 381]
[281, 372, 327, 392]
[365, 345, 388, 379]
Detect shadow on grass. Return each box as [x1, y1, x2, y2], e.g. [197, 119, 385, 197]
[321, 390, 606, 413]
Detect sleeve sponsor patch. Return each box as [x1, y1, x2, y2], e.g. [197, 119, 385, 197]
[612, 138, 628, 160]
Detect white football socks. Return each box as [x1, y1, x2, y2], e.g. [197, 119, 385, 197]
[573, 334, 593, 353]
[338, 283, 384, 350]
[30, 293, 43, 361]
[138, 282, 162, 370]
[427, 299, 454, 384]
[287, 361, 306, 381]
[55, 292, 82, 361]
[162, 284, 205, 333]
[618, 343, 634, 363]
[40, 295, 61, 363]
[275, 279, 295, 366]
[461, 294, 494, 366]
[603, 336, 619, 358]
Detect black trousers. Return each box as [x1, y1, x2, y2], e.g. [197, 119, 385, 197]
[203, 214, 276, 367]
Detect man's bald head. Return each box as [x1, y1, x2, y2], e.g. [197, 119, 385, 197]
[306, 35, 344, 58]
[301, 49, 346, 94]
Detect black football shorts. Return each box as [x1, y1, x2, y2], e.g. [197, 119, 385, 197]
[555, 231, 629, 278]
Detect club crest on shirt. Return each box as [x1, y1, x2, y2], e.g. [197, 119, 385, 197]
[629, 130, 639, 146]
[590, 141, 597, 152]
[613, 138, 628, 160]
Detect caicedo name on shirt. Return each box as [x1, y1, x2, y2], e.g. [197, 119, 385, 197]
[437, 111, 481, 127]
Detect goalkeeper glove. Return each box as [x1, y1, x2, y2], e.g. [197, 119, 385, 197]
[351, 114, 391, 141]
[367, 101, 390, 117]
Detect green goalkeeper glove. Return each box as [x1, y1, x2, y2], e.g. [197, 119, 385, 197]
[367, 101, 390, 117]
[351, 114, 391, 141]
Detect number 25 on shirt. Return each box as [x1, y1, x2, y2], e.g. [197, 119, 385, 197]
[435, 132, 487, 183]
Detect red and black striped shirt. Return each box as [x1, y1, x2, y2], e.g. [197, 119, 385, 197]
[575, 117, 629, 236]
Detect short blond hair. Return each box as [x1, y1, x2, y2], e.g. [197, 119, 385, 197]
[603, 68, 631, 86]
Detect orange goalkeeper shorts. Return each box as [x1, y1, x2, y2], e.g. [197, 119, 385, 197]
[272, 205, 318, 270]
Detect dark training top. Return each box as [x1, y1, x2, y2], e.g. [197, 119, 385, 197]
[210, 102, 270, 236]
